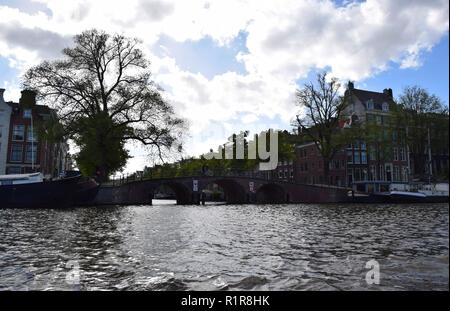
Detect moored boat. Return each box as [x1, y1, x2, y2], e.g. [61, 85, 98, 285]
[0, 170, 102, 208]
[0, 172, 82, 208]
[72, 177, 100, 206]
[349, 181, 449, 204]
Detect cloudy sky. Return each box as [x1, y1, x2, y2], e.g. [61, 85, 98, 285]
[0, 0, 449, 174]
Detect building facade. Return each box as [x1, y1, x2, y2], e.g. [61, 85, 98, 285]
[0, 88, 12, 175]
[1, 89, 71, 177]
[267, 83, 411, 192]
[344, 82, 409, 192]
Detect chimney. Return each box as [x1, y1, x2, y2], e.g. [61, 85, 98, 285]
[383, 88, 393, 99]
[19, 89, 37, 108]
[348, 81, 354, 90]
[0, 88, 5, 103]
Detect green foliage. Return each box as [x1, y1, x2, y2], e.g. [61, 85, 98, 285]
[35, 113, 65, 144]
[142, 128, 298, 178]
[73, 113, 131, 178]
[362, 116, 400, 165]
[395, 86, 449, 179]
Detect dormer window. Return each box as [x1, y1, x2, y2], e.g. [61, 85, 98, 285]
[382, 103, 389, 111]
[23, 109, 32, 118]
[366, 100, 374, 109]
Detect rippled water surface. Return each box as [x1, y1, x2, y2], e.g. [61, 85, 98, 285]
[0, 201, 448, 291]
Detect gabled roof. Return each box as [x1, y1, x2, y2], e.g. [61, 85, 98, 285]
[346, 88, 394, 110]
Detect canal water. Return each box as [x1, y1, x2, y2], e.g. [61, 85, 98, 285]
[0, 201, 448, 291]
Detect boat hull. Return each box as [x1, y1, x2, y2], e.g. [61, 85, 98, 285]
[0, 175, 82, 208]
[351, 193, 448, 204]
[72, 178, 100, 206]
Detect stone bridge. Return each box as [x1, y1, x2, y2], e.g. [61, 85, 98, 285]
[92, 176, 349, 205]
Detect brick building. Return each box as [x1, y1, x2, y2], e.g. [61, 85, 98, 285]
[268, 83, 411, 192]
[0, 89, 71, 177]
[344, 82, 409, 192]
[294, 142, 346, 187]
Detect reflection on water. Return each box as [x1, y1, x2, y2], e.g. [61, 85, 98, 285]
[0, 201, 448, 290]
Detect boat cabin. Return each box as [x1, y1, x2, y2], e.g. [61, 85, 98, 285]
[0, 172, 43, 185]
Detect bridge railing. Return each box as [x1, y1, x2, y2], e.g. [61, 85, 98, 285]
[105, 168, 288, 186]
[104, 169, 348, 190]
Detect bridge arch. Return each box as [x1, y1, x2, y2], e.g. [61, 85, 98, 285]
[199, 178, 248, 204]
[153, 181, 192, 205]
[255, 183, 289, 204]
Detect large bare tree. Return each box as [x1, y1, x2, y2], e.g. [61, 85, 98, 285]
[22, 29, 185, 181]
[292, 72, 357, 184]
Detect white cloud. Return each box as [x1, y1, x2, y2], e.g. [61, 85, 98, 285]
[0, 0, 448, 173]
[1, 80, 22, 102]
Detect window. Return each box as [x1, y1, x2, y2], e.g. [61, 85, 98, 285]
[23, 109, 32, 118]
[360, 141, 366, 150]
[10, 144, 23, 162]
[370, 149, 376, 161]
[361, 152, 367, 164]
[334, 160, 340, 169]
[284, 160, 287, 166]
[400, 148, 406, 161]
[369, 165, 376, 181]
[382, 103, 389, 111]
[367, 115, 374, 123]
[362, 168, 368, 181]
[379, 165, 384, 181]
[393, 148, 398, 161]
[347, 168, 353, 184]
[366, 100, 374, 109]
[393, 166, 399, 182]
[8, 167, 21, 174]
[376, 116, 381, 125]
[12, 125, 25, 141]
[27, 127, 37, 142]
[401, 166, 408, 182]
[347, 151, 353, 164]
[25, 145, 37, 163]
[290, 169, 294, 178]
[289, 159, 293, 165]
[354, 151, 360, 164]
[278, 170, 282, 178]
